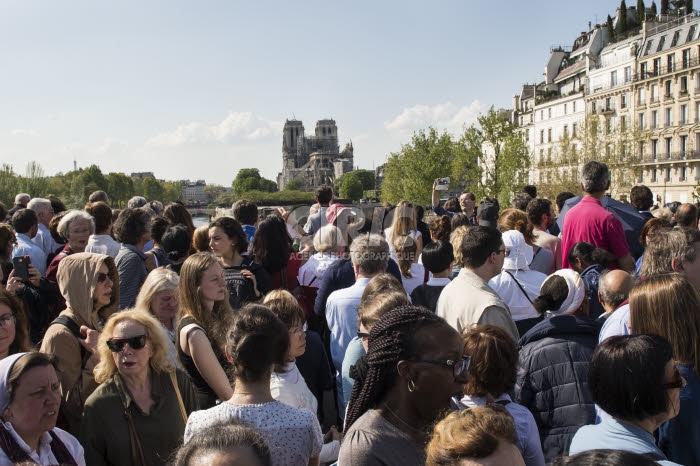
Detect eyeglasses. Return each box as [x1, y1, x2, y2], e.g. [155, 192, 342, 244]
[662, 366, 687, 390]
[96, 272, 111, 283]
[0, 315, 16, 328]
[106, 335, 148, 353]
[496, 248, 511, 257]
[412, 355, 471, 378]
[357, 330, 370, 341]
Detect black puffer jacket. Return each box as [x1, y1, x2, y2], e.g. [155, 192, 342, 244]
[514, 315, 601, 464]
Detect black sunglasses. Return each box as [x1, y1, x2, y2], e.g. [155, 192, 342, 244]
[106, 335, 148, 353]
[357, 330, 370, 340]
[97, 272, 110, 283]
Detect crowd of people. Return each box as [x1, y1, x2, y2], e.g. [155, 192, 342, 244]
[0, 159, 697, 465]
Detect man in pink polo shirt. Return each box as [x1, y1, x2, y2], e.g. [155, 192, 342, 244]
[561, 161, 635, 272]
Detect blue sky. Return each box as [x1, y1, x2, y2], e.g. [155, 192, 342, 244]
[1, 0, 622, 186]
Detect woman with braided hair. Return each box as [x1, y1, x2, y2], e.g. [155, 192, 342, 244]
[339, 305, 470, 466]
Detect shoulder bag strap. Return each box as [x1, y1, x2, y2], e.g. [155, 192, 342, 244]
[124, 406, 147, 466]
[504, 270, 535, 306]
[169, 371, 188, 424]
[48, 430, 78, 465]
[528, 246, 542, 266]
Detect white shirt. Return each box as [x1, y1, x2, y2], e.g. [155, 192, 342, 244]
[85, 234, 121, 258]
[297, 252, 339, 286]
[384, 228, 421, 261]
[400, 262, 426, 296]
[325, 278, 370, 371]
[0, 423, 85, 466]
[459, 394, 545, 466]
[31, 223, 59, 257]
[184, 400, 323, 466]
[489, 269, 547, 321]
[599, 303, 631, 343]
[270, 363, 340, 463]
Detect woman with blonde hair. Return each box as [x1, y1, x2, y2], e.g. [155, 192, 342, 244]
[384, 200, 423, 260]
[448, 225, 470, 279]
[191, 225, 210, 253]
[629, 273, 700, 465]
[135, 268, 180, 367]
[393, 235, 425, 296]
[499, 208, 554, 275]
[80, 309, 198, 466]
[176, 252, 234, 408]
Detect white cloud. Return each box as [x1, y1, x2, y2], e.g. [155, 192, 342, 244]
[11, 128, 39, 137]
[384, 100, 485, 135]
[146, 111, 281, 147]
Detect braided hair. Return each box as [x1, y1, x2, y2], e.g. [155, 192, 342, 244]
[344, 305, 445, 431]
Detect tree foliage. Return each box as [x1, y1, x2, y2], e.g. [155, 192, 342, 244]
[607, 15, 616, 42]
[335, 169, 375, 194]
[617, 0, 629, 33]
[637, 0, 647, 22]
[536, 114, 642, 200]
[651, 1, 658, 14]
[232, 168, 277, 196]
[339, 173, 364, 200]
[284, 179, 303, 191]
[661, 0, 669, 14]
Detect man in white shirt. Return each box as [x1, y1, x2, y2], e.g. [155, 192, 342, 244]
[27, 198, 58, 258]
[10, 209, 47, 277]
[85, 201, 121, 258]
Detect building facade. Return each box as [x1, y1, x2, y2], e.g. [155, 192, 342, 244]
[181, 179, 207, 203]
[277, 119, 354, 191]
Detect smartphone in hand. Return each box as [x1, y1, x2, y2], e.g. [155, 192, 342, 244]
[12, 256, 29, 281]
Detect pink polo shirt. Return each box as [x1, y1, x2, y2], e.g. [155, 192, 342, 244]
[561, 196, 629, 269]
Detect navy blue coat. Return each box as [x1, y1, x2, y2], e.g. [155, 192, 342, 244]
[514, 315, 602, 463]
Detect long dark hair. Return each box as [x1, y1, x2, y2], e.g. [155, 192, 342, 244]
[344, 305, 444, 431]
[252, 215, 292, 274]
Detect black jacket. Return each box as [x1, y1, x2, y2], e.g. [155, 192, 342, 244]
[514, 315, 601, 463]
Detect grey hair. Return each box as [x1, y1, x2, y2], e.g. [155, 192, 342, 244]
[127, 196, 148, 208]
[349, 233, 390, 276]
[57, 210, 96, 240]
[14, 193, 30, 204]
[27, 198, 51, 214]
[313, 224, 344, 253]
[598, 270, 635, 309]
[579, 161, 610, 194]
[640, 227, 700, 278]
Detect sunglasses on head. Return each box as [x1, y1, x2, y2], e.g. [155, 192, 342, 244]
[106, 335, 148, 353]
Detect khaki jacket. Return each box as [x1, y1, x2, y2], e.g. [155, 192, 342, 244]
[40, 252, 119, 436]
[437, 268, 519, 341]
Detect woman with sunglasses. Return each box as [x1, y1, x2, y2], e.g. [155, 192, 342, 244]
[0, 352, 85, 465]
[39, 252, 119, 437]
[339, 305, 469, 466]
[569, 334, 683, 465]
[629, 273, 700, 465]
[80, 309, 198, 466]
[514, 269, 601, 463]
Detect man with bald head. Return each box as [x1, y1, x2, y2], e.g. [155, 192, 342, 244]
[597, 269, 635, 322]
[675, 203, 699, 228]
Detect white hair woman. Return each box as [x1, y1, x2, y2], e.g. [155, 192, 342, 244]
[135, 268, 181, 368]
[80, 309, 198, 466]
[46, 210, 96, 286]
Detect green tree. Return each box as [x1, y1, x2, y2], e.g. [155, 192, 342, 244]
[335, 169, 375, 193]
[661, 0, 669, 14]
[142, 177, 165, 201]
[637, 0, 646, 22]
[457, 107, 531, 206]
[607, 15, 616, 42]
[617, 0, 628, 33]
[651, 0, 658, 13]
[161, 181, 183, 203]
[204, 184, 225, 202]
[381, 127, 458, 205]
[284, 179, 303, 191]
[106, 173, 134, 207]
[0, 164, 19, 206]
[339, 173, 363, 200]
[18, 161, 47, 198]
[232, 168, 277, 196]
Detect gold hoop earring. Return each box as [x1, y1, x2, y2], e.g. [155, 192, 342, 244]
[408, 379, 416, 393]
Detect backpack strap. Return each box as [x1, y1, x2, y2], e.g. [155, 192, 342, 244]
[49, 316, 88, 365]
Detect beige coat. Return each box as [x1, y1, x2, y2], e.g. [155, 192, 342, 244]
[437, 268, 519, 341]
[40, 252, 119, 436]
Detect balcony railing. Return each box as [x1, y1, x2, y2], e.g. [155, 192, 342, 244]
[634, 56, 700, 82]
[641, 151, 700, 162]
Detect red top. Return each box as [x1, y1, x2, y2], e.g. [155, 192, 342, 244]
[561, 197, 629, 269]
[269, 253, 303, 291]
